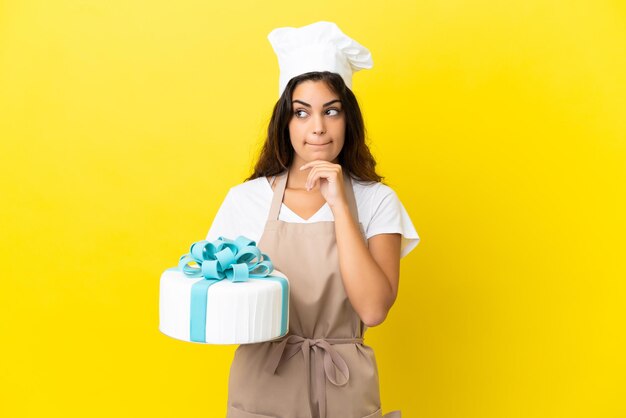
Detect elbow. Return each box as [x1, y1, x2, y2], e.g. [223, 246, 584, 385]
[361, 309, 389, 328]
[360, 296, 396, 327]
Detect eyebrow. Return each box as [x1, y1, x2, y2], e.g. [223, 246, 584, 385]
[291, 99, 342, 108]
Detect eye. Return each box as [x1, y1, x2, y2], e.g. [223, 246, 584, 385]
[294, 108, 341, 118]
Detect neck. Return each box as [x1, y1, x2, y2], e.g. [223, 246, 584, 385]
[287, 157, 311, 189]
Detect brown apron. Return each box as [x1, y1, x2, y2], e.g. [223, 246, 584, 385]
[226, 170, 401, 418]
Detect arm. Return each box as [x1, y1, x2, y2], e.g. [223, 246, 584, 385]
[301, 160, 403, 327]
[333, 203, 401, 327]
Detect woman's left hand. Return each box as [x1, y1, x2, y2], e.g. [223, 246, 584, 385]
[300, 160, 348, 209]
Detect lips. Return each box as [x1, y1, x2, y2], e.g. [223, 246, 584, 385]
[306, 142, 331, 147]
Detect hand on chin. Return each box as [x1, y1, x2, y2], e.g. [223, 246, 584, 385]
[298, 160, 346, 208]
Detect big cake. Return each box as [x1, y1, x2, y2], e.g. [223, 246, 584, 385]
[159, 236, 289, 344]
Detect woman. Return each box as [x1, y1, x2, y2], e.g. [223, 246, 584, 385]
[206, 22, 420, 418]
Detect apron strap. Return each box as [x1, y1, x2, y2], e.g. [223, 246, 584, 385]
[266, 169, 360, 223]
[342, 171, 360, 223]
[267, 171, 288, 221]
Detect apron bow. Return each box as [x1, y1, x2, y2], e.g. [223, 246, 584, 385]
[266, 334, 364, 418]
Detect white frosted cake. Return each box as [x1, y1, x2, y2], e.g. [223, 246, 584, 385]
[159, 237, 289, 345]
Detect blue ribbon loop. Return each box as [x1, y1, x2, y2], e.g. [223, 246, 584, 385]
[176, 236, 287, 343]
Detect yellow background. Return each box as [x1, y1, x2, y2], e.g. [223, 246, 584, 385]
[1, 1, 625, 417]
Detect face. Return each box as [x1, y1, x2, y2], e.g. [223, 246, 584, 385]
[288, 80, 346, 166]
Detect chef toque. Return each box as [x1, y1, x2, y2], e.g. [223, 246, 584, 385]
[267, 21, 373, 97]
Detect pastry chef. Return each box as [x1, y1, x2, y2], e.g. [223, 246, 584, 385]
[206, 21, 420, 418]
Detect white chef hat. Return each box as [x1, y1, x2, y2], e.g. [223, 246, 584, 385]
[267, 21, 374, 97]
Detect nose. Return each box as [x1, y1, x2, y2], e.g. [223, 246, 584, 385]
[312, 113, 326, 135]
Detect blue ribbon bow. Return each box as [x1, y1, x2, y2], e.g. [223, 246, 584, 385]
[178, 236, 273, 282]
[176, 236, 288, 343]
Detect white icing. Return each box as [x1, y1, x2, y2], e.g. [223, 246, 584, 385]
[159, 269, 289, 345]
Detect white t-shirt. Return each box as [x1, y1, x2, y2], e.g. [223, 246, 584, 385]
[206, 176, 420, 258]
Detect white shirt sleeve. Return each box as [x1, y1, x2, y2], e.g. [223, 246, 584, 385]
[365, 185, 420, 258]
[205, 189, 242, 242]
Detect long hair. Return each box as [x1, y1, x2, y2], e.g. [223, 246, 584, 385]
[246, 71, 383, 183]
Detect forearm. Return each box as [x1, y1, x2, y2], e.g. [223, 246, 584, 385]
[332, 202, 394, 326]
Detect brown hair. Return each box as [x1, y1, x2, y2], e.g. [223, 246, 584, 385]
[246, 71, 384, 183]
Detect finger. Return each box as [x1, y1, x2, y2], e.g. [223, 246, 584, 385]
[308, 166, 340, 183]
[306, 168, 340, 190]
[306, 166, 334, 187]
[306, 168, 325, 191]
